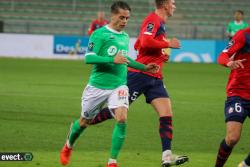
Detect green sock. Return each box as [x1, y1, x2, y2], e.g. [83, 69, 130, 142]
[67, 120, 85, 147]
[110, 122, 127, 159]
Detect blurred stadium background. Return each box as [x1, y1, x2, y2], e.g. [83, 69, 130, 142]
[0, 0, 249, 39]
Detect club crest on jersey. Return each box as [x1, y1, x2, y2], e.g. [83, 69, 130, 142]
[88, 42, 94, 51]
[110, 35, 115, 39]
[107, 46, 117, 56]
[146, 23, 154, 33]
[227, 40, 234, 49]
[223, 40, 234, 52]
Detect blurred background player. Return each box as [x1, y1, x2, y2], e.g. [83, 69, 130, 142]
[215, 26, 250, 167]
[87, 11, 108, 36]
[89, 0, 188, 166]
[60, 1, 158, 167]
[226, 10, 248, 40]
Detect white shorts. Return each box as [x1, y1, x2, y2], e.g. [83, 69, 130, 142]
[81, 85, 129, 119]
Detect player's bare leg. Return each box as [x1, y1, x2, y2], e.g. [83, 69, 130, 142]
[215, 122, 242, 167]
[107, 107, 127, 167]
[151, 98, 188, 166]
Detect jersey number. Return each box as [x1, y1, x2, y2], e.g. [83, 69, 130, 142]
[130, 91, 139, 101]
[234, 103, 242, 113]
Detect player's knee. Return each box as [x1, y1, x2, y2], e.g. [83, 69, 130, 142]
[79, 117, 89, 128]
[114, 107, 127, 123]
[226, 134, 240, 147]
[116, 115, 127, 123]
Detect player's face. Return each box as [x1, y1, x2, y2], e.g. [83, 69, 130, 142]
[234, 12, 243, 21]
[165, 0, 176, 17]
[98, 11, 105, 20]
[111, 8, 130, 31]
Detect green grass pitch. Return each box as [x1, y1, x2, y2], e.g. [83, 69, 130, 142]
[0, 57, 249, 167]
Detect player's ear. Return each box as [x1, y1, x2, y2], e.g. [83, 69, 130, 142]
[110, 13, 115, 21]
[163, 2, 169, 10]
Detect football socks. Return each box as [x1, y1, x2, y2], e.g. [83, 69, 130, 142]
[110, 122, 127, 159]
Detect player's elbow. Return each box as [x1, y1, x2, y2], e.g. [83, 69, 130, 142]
[217, 52, 231, 66]
[84, 55, 92, 64]
[217, 56, 222, 64]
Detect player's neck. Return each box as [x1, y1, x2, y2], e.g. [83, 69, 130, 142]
[106, 24, 122, 33]
[155, 9, 168, 22]
[235, 19, 242, 23]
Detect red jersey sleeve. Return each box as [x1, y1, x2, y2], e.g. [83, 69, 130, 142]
[218, 30, 246, 66]
[139, 17, 169, 49]
[87, 20, 95, 36]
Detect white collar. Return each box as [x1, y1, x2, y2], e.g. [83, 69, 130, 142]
[234, 20, 243, 25]
[105, 25, 122, 34]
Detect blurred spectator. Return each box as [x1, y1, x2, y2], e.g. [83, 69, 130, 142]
[87, 11, 108, 36]
[226, 10, 248, 40]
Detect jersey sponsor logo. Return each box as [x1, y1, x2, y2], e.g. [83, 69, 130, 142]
[88, 42, 94, 52]
[107, 46, 117, 56]
[118, 90, 128, 100]
[146, 23, 154, 33]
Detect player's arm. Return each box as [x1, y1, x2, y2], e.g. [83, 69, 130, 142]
[87, 21, 95, 36]
[126, 56, 159, 73]
[218, 30, 246, 69]
[85, 33, 114, 64]
[140, 21, 169, 49]
[85, 53, 114, 64]
[225, 23, 231, 38]
[85, 32, 130, 64]
[139, 21, 180, 49]
[126, 56, 145, 70]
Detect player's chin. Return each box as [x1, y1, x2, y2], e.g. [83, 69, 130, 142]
[168, 13, 174, 17]
[168, 11, 174, 17]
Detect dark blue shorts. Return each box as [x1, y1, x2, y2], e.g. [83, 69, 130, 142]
[224, 96, 250, 123]
[127, 72, 169, 104]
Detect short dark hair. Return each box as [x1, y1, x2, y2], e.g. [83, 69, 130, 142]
[111, 1, 131, 14]
[235, 10, 244, 15]
[155, 0, 167, 8]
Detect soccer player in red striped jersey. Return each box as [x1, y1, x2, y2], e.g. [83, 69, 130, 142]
[87, 11, 108, 36]
[215, 27, 250, 167]
[90, 0, 188, 166]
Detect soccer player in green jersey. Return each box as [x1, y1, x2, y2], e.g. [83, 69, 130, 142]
[226, 10, 248, 40]
[60, 1, 158, 167]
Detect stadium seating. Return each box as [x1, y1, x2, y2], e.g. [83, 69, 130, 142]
[0, 0, 249, 39]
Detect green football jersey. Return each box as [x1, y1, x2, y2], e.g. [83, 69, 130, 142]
[85, 25, 131, 89]
[227, 21, 249, 37]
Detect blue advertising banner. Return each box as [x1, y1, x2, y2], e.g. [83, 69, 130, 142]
[170, 40, 214, 63]
[53, 35, 228, 62]
[53, 36, 89, 55]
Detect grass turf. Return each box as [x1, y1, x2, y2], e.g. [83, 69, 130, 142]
[0, 57, 249, 167]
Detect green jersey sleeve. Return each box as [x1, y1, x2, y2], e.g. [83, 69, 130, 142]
[126, 56, 146, 71]
[226, 22, 232, 33]
[85, 32, 114, 64]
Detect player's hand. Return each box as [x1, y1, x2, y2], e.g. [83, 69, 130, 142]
[226, 59, 246, 70]
[114, 51, 130, 65]
[145, 63, 159, 73]
[168, 38, 181, 49]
